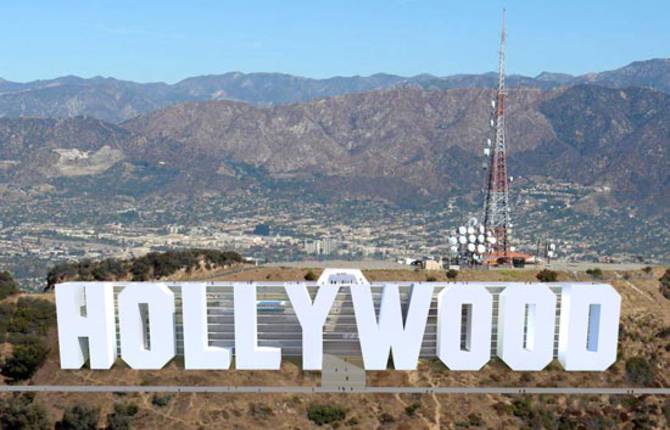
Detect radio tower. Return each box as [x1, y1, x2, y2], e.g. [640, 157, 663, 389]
[483, 9, 511, 263]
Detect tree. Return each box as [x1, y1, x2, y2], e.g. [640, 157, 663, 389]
[659, 269, 670, 300]
[625, 357, 655, 386]
[56, 405, 100, 430]
[304, 270, 318, 281]
[1, 338, 49, 381]
[105, 403, 138, 430]
[586, 268, 604, 279]
[536, 269, 558, 282]
[446, 269, 458, 280]
[307, 404, 346, 426]
[0, 270, 18, 300]
[0, 395, 49, 430]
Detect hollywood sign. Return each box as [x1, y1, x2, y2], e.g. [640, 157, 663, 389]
[55, 269, 621, 372]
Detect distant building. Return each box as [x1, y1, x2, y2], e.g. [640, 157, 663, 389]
[253, 224, 271, 236]
[304, 238, 339, 256]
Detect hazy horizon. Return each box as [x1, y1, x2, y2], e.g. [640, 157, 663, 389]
[2, 0, 668, 84]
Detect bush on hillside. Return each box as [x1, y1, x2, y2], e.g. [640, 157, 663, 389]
[7, 298, 56, 338]
[105, 403, 139, 430]
[0, 302, 14, 341]
[46, 249, 244, 288]
[536, 269, 558, 282]
[659, 269, 670, 300]
[56, 405, 100, 430]
[586, 268, 604, 279]
[307, 404, 346, 426]
[625, 357, 655, 386]
[304, 270, 318, 281]
[1, 337, 50, 381]
[0, 395, 49, 430]
[446, 269, 458, 279]
[0, 271, 18, 300]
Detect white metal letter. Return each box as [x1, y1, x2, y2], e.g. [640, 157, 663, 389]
[55, 283, 117, 369]
[118, 283, 176, 369]
[285, 282, 339, 370]
[497, 284, 556, 371]
[182, 283, 232, 369]
[558, 284, 621, 371]
[233, 283, 281, 369]
[437, 285, 493, 370]
[351, 283, 433, 370]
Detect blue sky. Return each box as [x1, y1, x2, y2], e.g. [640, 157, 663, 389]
[1, 0, 668, 83]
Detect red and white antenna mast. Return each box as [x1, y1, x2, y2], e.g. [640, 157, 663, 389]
[483, 9, 512, 263]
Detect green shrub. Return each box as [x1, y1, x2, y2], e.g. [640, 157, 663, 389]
[659, 269, 670, 300]
[151, 394, 172, 408]
[1, 338, 50, 381]
[56, 405, 100, 430]
[105, 403, 138, 430]
[446, 269, 458, 279]
[0, 271, 19, 300]
[47, 249, 244, 288]
[662, 399, 670, 422]
[304, 270, 318, 281]
[586, 268, 604, 279]
[426, 275, 437, 282]
[536, 269, 558, 282]
[625, 357, 655, 386]
[378, 412, 395, 424]
[307, 404, 346, 426]
[7, 298, 55, 337]
[0, 302, 14, 341]
[405, 401, 421, 416]
[0, 395, 49, 430]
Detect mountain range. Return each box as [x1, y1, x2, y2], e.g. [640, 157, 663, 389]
[1, 58, 670, 123]
[0, 82, 667, 218]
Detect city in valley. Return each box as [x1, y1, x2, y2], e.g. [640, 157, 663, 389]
[1, 176, 666, 290]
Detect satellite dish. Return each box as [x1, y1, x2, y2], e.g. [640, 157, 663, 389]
[458, 236, 468, 245]
[458, 226, 467, 235]
[547, 251, 555, 258]
[477, 234, 485, 243]
[448, 237, 458, 245]
[488, 237, 497, 244]
[450, 246, 459, 253]
[549, 243, 556, 251]
[490, 119, 495, 127]
[467, 243, 476, 252]
[468, 234, 477, 243]
[484, 148, 491, 156]
[510, 246, 516, 252]
[491, 100, 496, 108]
[468, 217, 478, 226]
[477, 244, 486, 254]
[479, 226, 485, 234]
[467, 226, 475, 235]
[487, 138, 492, 146]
